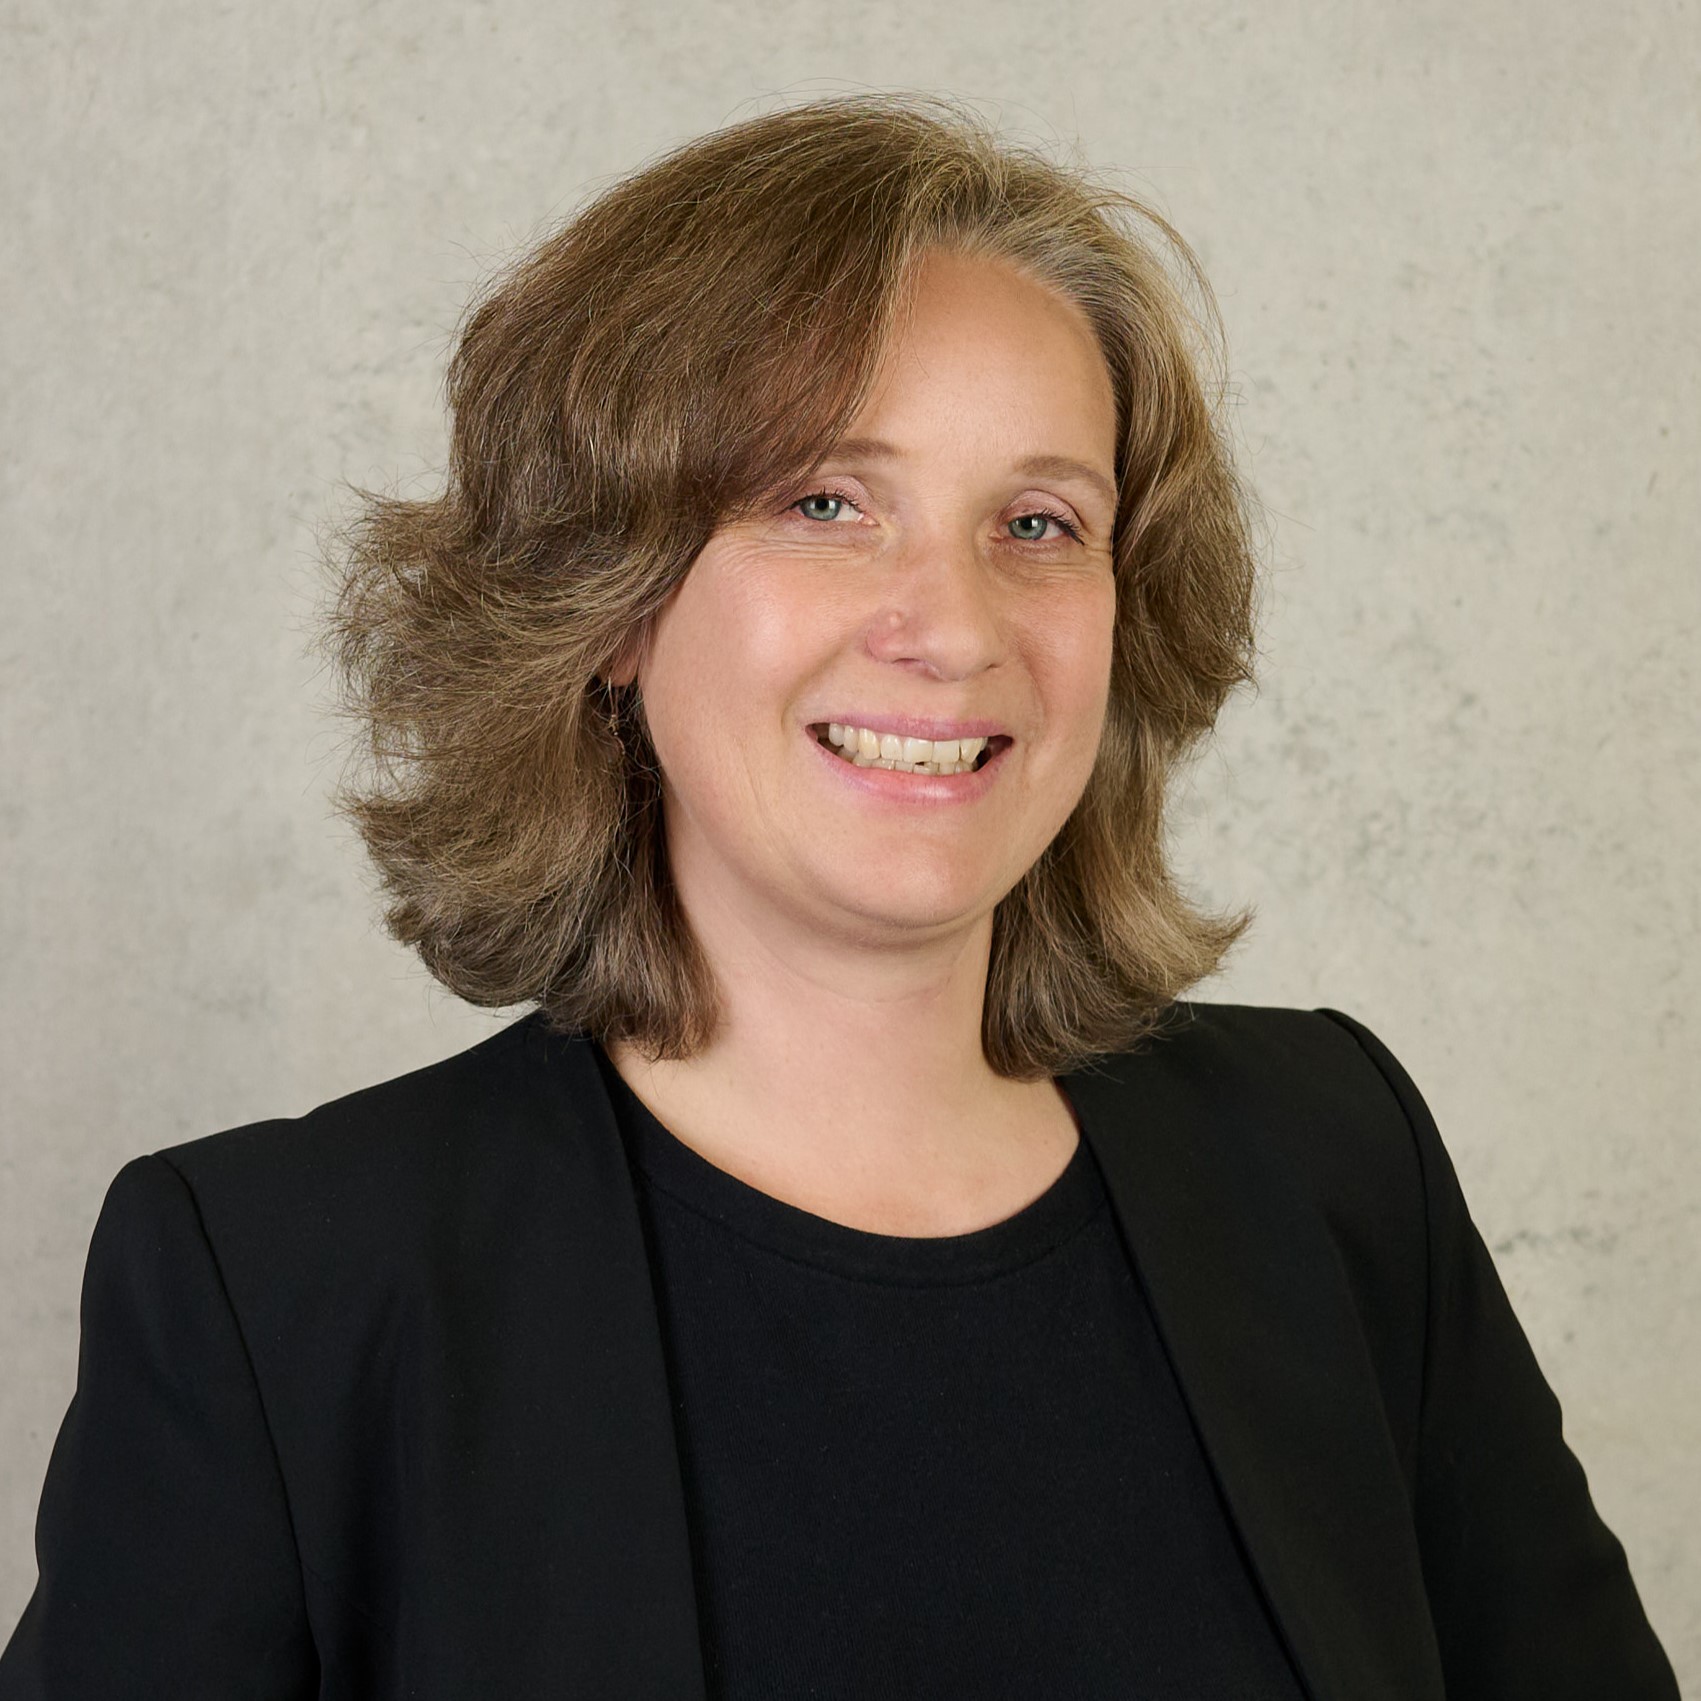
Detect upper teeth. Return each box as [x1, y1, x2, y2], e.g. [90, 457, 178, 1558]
[825, 723, 990, 766]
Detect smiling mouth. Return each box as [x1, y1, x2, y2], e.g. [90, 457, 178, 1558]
[809, 725, 1011, 774]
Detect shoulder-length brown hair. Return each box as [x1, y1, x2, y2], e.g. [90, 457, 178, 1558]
[320, 92, 1263, 1081]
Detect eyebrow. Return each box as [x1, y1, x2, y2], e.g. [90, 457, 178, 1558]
[818, 436, 1118, 511]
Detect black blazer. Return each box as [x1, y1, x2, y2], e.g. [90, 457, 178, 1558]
[0, 1002, 1679, 1699]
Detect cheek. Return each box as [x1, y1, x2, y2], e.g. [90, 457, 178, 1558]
[1037, 581, 1117, 726]
[683, 547, 833, 704]
[642, 557, 783, 728]
[642, 595, 813, 801]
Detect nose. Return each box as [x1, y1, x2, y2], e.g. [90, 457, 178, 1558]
[861, 525, 1007, 683]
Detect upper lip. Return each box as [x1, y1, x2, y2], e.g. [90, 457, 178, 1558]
[808, 715, 1011, 742]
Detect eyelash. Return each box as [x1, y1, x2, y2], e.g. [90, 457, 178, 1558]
[789, 486, 1085, 546]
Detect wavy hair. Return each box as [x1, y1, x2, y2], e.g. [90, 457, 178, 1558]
[318, 92, 1263, 1080]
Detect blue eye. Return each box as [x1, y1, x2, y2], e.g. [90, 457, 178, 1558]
[796, 492, 852, 522]
[1008, 510, 1083, 544]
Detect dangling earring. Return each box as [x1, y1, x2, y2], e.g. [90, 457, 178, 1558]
[605, 680, 622, 744]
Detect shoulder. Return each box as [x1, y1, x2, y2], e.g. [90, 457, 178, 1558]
[137, 1011, 607, 1295]
[1107, 997, 1436, 1206]
[1145, 999, 1464, 1274]
[156, 1009, 569, 1175]
[1133, 995, 1425, 1109]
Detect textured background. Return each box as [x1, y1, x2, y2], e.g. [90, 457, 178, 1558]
[2, 0, 1696, 1680]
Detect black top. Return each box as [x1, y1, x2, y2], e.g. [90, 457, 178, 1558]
[593, 1045, 1308, 1700]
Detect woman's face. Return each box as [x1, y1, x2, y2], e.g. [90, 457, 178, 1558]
[629, 246, 1119, 950]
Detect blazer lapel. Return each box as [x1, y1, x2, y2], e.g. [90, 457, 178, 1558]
[1064, 1037, 1445, 1701]
[521, 1017, 710, 1701]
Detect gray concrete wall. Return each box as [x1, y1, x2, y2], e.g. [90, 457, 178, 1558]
[3, 0, 1696, 1682]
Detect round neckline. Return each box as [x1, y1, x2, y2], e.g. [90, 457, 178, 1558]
[589, 1041, 1106, 1286]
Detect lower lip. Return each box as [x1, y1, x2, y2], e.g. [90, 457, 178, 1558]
[805, 728, 1012, 804]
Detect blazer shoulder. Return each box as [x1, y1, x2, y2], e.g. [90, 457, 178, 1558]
[1143, 997, 1436, 1208]
[145, 1010, 610, 1279]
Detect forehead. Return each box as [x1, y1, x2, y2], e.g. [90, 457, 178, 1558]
[886, 246, 1107, 365]
[825, 249, 1118, 477]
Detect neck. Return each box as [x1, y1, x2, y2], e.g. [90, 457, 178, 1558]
[603, 887, 1073, 1210]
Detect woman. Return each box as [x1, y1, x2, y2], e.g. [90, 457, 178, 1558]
[0, 94, 1679, 1699]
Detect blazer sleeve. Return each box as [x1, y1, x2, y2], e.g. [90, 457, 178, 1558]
[1318, 1008, 1680, 1700]
[0, 1154, 318, 1699]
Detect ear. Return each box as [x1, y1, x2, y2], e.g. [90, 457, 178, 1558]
[604, 629, 645, 690]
